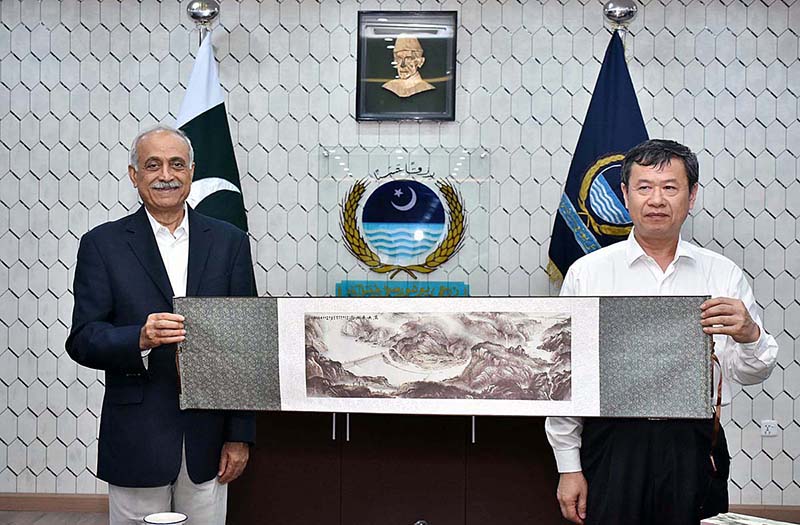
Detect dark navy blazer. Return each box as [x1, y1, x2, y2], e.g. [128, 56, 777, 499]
[66, 206, 257, 487]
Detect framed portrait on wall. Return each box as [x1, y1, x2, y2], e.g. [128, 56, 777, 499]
[356, 11, 457, 121]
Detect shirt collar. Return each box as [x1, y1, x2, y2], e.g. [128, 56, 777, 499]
[624, 229, 696, 267]
[144, 204, 189, 239]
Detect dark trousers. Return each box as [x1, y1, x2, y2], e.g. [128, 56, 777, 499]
[581, 418, 729, 525]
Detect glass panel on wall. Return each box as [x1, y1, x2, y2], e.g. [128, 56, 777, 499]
[315, 146, 491, 297]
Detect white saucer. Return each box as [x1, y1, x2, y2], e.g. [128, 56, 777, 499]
[143, 512, 188, 524]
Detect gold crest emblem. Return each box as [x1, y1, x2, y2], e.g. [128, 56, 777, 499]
[340, 180, 466, 279]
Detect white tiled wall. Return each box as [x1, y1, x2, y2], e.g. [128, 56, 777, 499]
[0, 0, 798, 504]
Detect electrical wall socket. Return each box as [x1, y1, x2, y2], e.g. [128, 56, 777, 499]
[761, 419, 779, 437]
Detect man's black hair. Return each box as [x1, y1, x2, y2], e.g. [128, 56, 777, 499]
[621, 139, 699, 188]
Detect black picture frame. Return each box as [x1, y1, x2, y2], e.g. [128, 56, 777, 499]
[356, 11, 458, 121]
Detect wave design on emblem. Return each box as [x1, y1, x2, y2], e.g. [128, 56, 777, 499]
[368, 248, 438, 258]
[362, 223, 444, 233]
[363, 222, 445, 260]
[589, 174, 631, 225]
[365, 239, 440, 249]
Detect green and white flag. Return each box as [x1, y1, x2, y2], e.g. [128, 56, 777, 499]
[177, 32, 248, 232]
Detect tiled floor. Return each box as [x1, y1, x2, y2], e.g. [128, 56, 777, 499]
[0, 512, 107, 525]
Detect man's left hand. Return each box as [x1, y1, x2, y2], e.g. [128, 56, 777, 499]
[217, 441, 250, 484]
[701, 297, 760, 344]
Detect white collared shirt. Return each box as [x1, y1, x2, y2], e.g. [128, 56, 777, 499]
[140, 206, 189, 365]
[145, 205, 189, 298]
[545, 232, 779, 473]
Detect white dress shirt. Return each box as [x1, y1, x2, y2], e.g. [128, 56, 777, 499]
[145, 206, 189, 298]
[141, 206, 189, 365]
[545, 232, 779, 473]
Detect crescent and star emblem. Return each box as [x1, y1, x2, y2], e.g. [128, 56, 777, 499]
[186, 177, 242, 209]
[391, 186, 417, 211]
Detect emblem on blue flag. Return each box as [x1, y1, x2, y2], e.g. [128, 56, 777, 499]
[547, 31, 649, 282]
[584, 155, 632, 230]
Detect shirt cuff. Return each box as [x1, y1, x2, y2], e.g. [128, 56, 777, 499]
[554, 448, 582, 473]
[141, 349, 151, 370]
[738, 330, 768, 359]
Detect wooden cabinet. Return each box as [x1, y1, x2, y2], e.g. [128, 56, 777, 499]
[466, 417, 562, 525]
[229, 414, 562, 525]
[228, 412, 341, 524]
[341, 415, 467, 525]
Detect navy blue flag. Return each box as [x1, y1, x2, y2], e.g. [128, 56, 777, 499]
[547, 30, 648, 282]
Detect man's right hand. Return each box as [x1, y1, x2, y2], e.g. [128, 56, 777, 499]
[557, 471, 588, 524]
[139, 313, 185, 350]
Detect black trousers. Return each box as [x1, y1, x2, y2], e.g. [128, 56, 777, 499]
[581, 418, 729, 525]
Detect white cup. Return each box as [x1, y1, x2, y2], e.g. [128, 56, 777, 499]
[143, 512, 188, 524]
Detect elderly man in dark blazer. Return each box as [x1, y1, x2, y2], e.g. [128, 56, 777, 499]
[66, 125, 256, 524]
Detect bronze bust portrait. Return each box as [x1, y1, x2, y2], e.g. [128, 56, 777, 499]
[382, 36, 436, 98]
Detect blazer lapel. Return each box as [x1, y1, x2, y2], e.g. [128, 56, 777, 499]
[186, 207, 212, 297]
[126, 206, 174, 306]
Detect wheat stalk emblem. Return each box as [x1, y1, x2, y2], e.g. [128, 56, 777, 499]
[340, 180, 466, 279]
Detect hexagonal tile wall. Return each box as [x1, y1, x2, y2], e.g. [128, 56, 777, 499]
[0, 0, 797, 503]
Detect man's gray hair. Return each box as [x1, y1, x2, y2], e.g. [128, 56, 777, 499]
[129, 125, 194, 169]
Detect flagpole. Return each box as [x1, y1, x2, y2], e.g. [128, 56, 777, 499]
[603, 0, 638, 56]
[547, 4, 648, 283]
[187, 0, 220, 45]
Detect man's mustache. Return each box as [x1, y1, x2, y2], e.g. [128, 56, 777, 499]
[150, 180, 183, 190]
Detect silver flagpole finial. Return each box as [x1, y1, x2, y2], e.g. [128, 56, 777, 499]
[603, 0, 637, 55]
[187, 0, 220, 44]
[603, 0, 638, 26]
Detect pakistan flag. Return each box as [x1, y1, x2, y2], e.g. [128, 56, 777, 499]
[176, 32, 248, 232]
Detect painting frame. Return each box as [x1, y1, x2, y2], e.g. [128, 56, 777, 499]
[356, 11, 458, 121]
[175, 296, 712, 419]
[280, 297, 601, 416]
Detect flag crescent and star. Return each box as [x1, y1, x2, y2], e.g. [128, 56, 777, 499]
[176, 32, 248, 232]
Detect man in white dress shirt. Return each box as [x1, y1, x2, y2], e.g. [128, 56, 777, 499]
[67, 126, 256, 524]
[546, 139, 778, 525]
